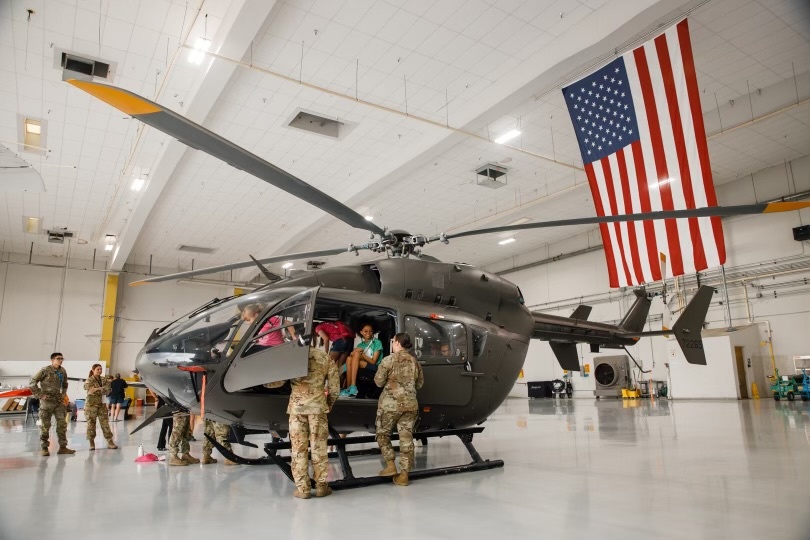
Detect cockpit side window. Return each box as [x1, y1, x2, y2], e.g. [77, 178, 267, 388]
[404, 316, 467, 365]
[241, 298, 309, 357]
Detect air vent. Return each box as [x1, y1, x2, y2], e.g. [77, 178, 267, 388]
[476, 164, 508, 189]
[287, 109, 347, 139]
[178, 245, 217, 254]
[55, 49, 116, 81]
[46, 229, 75, 244]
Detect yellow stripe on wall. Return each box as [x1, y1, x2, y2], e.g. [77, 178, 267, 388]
[99, 274, 119, 368]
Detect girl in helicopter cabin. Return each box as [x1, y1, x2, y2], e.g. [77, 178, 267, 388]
[83, 364, 118, 451]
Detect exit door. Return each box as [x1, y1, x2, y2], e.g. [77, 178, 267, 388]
[734, 346, 749, 399]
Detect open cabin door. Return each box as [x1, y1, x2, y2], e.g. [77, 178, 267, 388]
[224, 288, 317, 392]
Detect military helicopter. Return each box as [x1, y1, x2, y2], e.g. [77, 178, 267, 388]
[62, 76, 808, 487]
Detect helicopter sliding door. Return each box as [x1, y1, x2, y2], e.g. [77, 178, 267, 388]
[223, 288, 316, 392]
[405, 316, 472, 406]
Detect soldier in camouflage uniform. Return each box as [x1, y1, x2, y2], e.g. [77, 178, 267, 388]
[201, 418, 237, 465]
[288, 346, 340, 499]
[168, 410, 199, 466]
[374, 333, 424, 486]
[83, 364, 118, 451]
[29, 353, 75, 456]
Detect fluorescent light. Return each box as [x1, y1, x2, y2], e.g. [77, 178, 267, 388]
[498, 238, 516, 245]
[104, 234, 116, 246]
[104, 244, 114, 251]
[188, 38, 211, 65]
[25, 120, 41, 134]
[282, 262, 293, 269]
[365, 215, 373, 221]
[23, 216, 41, 234]
[494, 129, 521, 144]
[131, 178, 145, 192]
[649, 177, 676, 189]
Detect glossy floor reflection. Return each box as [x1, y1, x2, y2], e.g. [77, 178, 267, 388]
[0, 398, 808, 539]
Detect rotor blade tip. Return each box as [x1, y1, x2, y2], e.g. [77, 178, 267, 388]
[67, 79, 161, 116]
[764, 201, 810, 213]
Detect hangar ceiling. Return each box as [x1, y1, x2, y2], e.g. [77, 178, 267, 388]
[0, 0, 807, 280]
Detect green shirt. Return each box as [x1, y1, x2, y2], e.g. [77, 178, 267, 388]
[358, 338, 383, 364]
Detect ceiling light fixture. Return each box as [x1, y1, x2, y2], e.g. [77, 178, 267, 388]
[103, 234, 116, 251]
[22, 216, 41, 234]
[494, 129, 521, 144]
[498, 238, 516, 245]
[131, 178, 145, 191]
[24, 120, 41, 134]
[365, 215, 373, 221]
[104, 244, 114, 251]
[188, 38, 211, 65]
[282, 262, 293, 269]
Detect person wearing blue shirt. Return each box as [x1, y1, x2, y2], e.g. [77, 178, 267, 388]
[341, 324, 383, 398]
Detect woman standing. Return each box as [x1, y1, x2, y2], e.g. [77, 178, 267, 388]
[108, 374, 128, 421]
[374, 332, 424, 486]
[83, 364, 118, 451]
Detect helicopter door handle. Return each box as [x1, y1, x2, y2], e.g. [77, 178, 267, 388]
[459, 372, 485, 377]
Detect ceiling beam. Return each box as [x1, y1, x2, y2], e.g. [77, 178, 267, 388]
[108, 0, 277, 271]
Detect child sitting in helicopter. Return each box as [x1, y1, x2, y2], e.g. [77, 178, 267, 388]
[341, 324, 383, 398]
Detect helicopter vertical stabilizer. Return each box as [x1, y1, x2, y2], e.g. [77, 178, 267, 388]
[570, 305, 592, 320]
[671, 285, 714, 365]
[549, 342, 581, 371]
[618, 288, 653, 333]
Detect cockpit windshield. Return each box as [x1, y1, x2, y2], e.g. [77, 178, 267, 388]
[144, 288, 305, 364]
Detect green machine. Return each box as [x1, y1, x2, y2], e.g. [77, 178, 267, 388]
[769, 369, 799, 401]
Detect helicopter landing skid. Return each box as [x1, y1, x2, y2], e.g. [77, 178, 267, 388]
[207, 426, 503, 489]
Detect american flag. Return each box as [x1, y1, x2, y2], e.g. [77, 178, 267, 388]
[562, 19, 725, 288]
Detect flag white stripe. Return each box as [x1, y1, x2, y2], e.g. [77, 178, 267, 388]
[643, 38, 695, 274]
[592, 161, 629, 287]
[623, 144, 655, 282]
[606, 154, 639, 282]
[623, 51, 671, 278]
[667, 26, 722, 269]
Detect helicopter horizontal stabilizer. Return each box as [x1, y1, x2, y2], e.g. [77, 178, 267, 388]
[549, 342, 581, 371]
[671, 285, 714, 365]
[570, 305, 592, 321]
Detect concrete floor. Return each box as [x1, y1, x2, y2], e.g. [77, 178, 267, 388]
[0, 397, 807, 540]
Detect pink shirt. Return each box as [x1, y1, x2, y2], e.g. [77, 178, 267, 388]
[314, 321, 354, 341]
[257, 315, 285, 347]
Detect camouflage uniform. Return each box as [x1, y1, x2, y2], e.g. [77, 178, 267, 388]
[202, 418, 232, 457]
[168, 411, 191, 457]
[374, 350, 424, 472]
[29, 365, 69, 450]
[288, 347, 340, 494]
[83, 375, 114, 444]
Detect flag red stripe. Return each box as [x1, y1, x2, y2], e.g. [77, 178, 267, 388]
[677, 20, 726, 264]
[630, 141, 662, 280]
[616, 149, 645, 284]
[633, 46, 684, 276]
[585, 163, 619, 287]
[600, 159, 634, 285]
[655, 32, 708, 271]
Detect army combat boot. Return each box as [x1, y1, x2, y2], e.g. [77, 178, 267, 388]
[392, 471, 409, 486]
[57, 446, 76, 455]
[201, 454, 217, 465]
[106, 441, 118, 450]
[293, 488, 311, 499]
[89, 442, 95, 451]
[168, 454, 188, 466]
[378, 460, 398, 477]
[182, 453, 200, 464]
[224, 459, 239, 466]
[315, 484, 333, 498]
[40, 448, 50, 456]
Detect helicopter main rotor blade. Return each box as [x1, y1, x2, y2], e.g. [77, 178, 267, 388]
[130, 246, 363, 285]
[433, 202, 810, 242]
[65, 79, 385, 236]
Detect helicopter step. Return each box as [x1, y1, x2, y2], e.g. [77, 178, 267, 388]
[207, 426, 503, 490]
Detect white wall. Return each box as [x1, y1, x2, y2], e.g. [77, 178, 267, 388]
[0, 257, 233, 382]
[498, 156, 810, 398]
